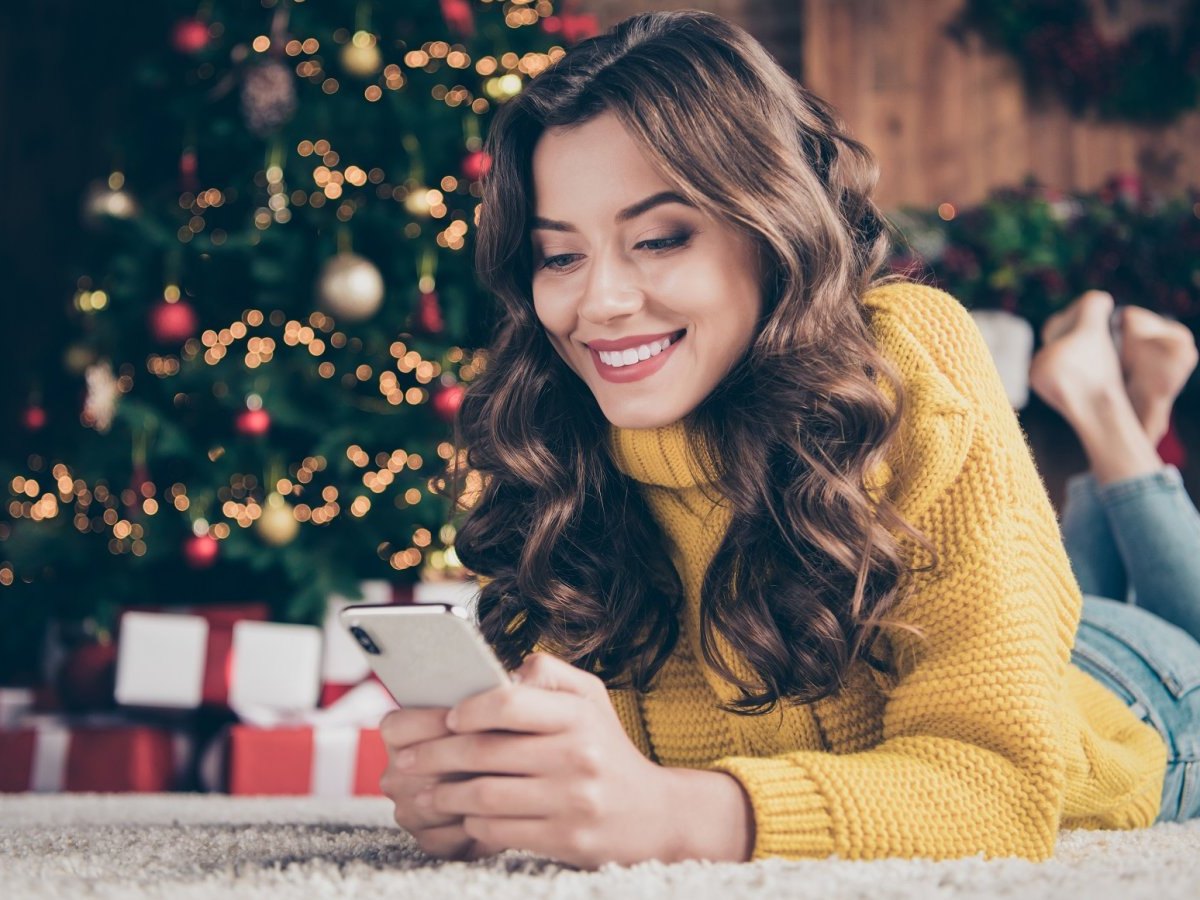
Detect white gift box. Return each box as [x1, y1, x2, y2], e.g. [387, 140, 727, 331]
[114, 611, 322, 714]
[321, 580, 393, 685]
[114, 613, 209, 709]
[228, 620, 323, 716]
[0, 687, 35, 729]
[970, 309, 1035, 410]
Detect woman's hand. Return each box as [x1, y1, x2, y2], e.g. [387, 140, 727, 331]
[378, 705, 484, 861]
[380, 651, 683, 869]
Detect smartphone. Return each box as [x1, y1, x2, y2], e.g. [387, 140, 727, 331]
[339, 603, 512, 708]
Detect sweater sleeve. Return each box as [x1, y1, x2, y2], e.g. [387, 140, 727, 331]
[700, 286, 1082, 861]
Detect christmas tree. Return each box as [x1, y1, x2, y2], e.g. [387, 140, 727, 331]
[0, 0, 599, 679]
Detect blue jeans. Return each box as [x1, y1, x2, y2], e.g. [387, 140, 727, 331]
[1062, 464, 1200, 822]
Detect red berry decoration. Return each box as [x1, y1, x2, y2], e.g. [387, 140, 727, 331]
[235, 407, 271, 437]
[171, 18, 211, 55]
[183, 532, 219, 569]
[149, 299, 199, 344]
[461, 150, 492, 182]
[433, 383, 465, 423]
[22, 405, 46, 431]
[416, 291, 445, 334]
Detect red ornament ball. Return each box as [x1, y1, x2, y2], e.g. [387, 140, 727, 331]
[22, 405, 46, 431]
[235, 407, 271, 437]
[183, 533, 220, 569]
[149, 299, 198, 344]
[433, 384, 465, 423]
[171, 18, 211, 54]
[461, 150, 492, 182]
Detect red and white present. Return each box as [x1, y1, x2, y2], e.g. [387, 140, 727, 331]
[0, 713, 191, 793]
[202, 679, 399, 797]
[114, 605, 322, 714]
[226, 725, 389, 796]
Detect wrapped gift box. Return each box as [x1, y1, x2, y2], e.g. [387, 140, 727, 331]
[202, 680, 399, 796]
[226, 725, 389, 796]
[0, 714, 191, 793]
[115, 606, 321, 715]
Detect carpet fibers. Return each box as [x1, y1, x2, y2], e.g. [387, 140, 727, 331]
[2, 794, 1198, 899]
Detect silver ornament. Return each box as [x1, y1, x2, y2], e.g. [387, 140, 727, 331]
[316, 252, 385, 322]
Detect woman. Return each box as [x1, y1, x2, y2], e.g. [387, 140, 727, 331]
[378, 10, 1199, 867]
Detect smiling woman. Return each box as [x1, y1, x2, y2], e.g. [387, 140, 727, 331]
[529, 114, 764, 427]
[374, 8, 1187, 871]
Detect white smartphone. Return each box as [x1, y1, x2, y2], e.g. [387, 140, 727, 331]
[339, 603, 512, 708]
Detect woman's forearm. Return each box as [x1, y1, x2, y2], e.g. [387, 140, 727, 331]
[661, 766, 755, 862]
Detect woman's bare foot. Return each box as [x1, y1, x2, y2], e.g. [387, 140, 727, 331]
[1031, 290, 1166, 485]
[1030, 290, 1124, 426]
[1116, 305, 1199, 446]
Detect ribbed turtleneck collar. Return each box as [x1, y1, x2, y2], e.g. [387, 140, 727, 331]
[608, 418, 721, 488]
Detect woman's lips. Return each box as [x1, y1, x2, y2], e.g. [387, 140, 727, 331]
[590, 330, 686, 384]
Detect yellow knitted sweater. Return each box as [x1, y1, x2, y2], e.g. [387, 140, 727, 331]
[603, 281, 1167, 862]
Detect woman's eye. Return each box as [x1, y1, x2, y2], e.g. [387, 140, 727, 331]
[537, 253, 580, 272]
[637, 232, 691, 253]
[535, 232, 691, 272]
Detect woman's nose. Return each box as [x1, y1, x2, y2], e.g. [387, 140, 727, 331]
[576, 251, 645, 324]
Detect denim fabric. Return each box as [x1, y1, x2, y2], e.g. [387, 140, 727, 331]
[1062, 465, 1200, 822]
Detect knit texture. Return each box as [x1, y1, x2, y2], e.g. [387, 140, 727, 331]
[605, 281, 1167, 862]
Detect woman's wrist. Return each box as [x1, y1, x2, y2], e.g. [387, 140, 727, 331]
[660, 766, 755, 863]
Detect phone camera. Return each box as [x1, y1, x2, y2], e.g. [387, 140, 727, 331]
[349, 625, 381, 655]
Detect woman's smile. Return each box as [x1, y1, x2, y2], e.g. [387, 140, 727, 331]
[589, 329, 687, 383]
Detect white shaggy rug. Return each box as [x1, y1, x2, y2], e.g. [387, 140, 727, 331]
[2, 794, 1198, 899]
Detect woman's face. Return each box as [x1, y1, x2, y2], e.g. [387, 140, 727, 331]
[530, 110, 763, 430]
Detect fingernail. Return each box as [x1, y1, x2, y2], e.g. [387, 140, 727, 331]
[394, 749, 415, 768]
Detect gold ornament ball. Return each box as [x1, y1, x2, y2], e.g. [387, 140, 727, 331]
[404, 187, 432, 217]
[341, 38, 382, 78]
[256, 494, 300, 546]
[316, 251, 385, 322]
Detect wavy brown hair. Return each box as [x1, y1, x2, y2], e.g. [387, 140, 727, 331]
[446, 9, 937, 714]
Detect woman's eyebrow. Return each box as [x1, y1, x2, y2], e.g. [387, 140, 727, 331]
[531, 191, 695, 232]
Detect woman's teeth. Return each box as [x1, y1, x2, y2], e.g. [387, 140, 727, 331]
[596, 332, 681, 368]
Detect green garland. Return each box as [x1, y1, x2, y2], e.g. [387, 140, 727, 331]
[949, 0, 1200, 124]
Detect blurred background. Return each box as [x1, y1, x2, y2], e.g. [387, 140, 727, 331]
[0, 0, 1198, 794]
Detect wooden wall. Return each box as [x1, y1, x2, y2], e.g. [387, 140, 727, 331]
[590, 0, 1200, 210]
[800, 0, 1200, 210]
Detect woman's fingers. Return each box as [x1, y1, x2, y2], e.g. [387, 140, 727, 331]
[396, 730, 564, 778]
[379, 707, 452, 751]
[433, 773, 560, 819]
[409, 821, 475, 859]
[447, 683, 598, 739]
[385, 771, 476, 831]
